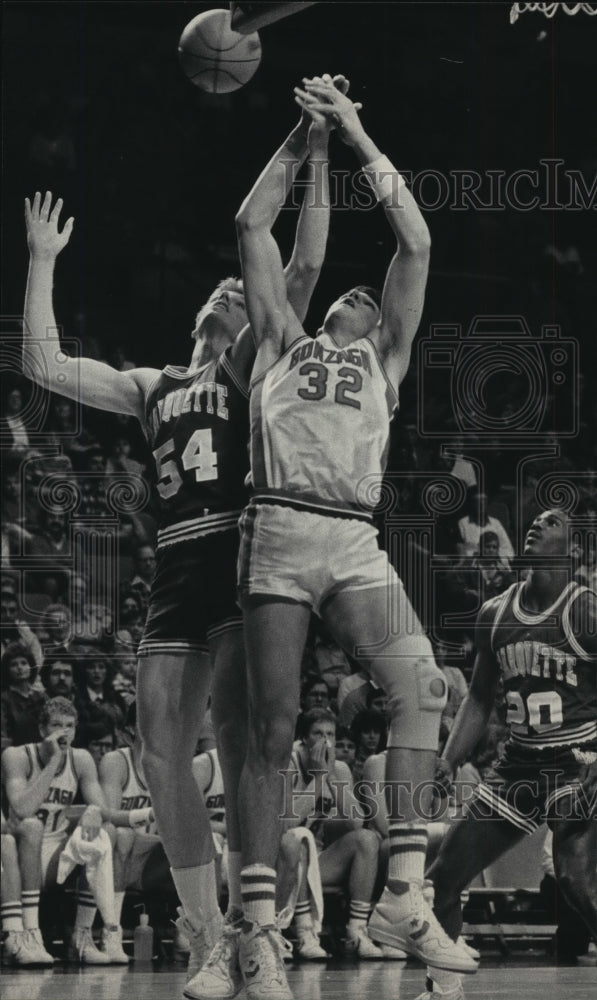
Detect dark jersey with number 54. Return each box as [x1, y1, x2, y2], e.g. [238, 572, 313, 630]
[142, 347, 250, 546]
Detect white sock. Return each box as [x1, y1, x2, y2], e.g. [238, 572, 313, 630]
[1, 901, 23, 933]
[294, 900, 311, 930]
[388, 822, 428, 889]
[114, 891, 125, 923]
[171, 862, 220, 927]
[22, 891, 40, 930]
[430, 966, 461, 992]
[347, 899, 371, 930]
[226, 851, 242, 915]
[240, 865, 276, 928]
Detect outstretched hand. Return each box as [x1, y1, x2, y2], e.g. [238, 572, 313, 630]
[296, 75, 363, 146]
[25, 191, 74, 260]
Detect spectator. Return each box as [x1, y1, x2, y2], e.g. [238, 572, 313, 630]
[85, 718, 117, 769]
[312, 628, 351, 700]
[41, 604, 73, 655]
[1, 451, 28, 534]
[69, 574, 112, 649]
[295, 678, 333, 740]
[1, 580, 43, 668]
[105, 436, 146, 478]
[432, 639, 469, 733]
[110, 649, 137, 709]
[456, 488, 514, 559]
[121, 545, 156, 610]
[1, 642, 46, 750]
[25, 510, 71, 600]
[459, 529, 515, 606]
[334, 726, 356, 771]
[350, 708, 388, 783]
[40, 654, 77, 703]
[336, 656, 369, 712]
[44, 397, 100, 467]
[338, 679, 377, 731]
[1, 382, 32, 451]
[73, 648, 126, 743]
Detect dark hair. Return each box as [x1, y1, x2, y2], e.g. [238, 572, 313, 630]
[84, 717, 116, 745]
[40, 653, 77, 689]
[354, 285, 382, 310]
[365, 684, 387, 710]
[302, 676, 331, 698]
[0, 642, 37, 689]
[350, 708, 387, 751]
[335, 726, 356, 746]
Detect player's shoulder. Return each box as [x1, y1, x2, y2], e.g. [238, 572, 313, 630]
[98, 748, 127, 778]
[1, 743, 30, 773]
[71, 746, 96, 776]
[361, 751, 386, 780]
[332, 759, 353, 784]
[568, 583, 597, 658]
[474, 583, 517, 649]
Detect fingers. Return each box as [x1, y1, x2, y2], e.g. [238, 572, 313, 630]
[49, 197, 63, 223]
[40, 191, 53, 222]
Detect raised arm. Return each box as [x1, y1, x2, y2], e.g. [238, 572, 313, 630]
[440, 600, 501, 775]
[23, 192, 157, 419]
[3, 738, 64, 819]
[295, 79, 431, 389]
[235, 125, 308, 375]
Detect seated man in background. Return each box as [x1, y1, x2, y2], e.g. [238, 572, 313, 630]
[280, 708, 386, 960]
[2, 696, 128, 964]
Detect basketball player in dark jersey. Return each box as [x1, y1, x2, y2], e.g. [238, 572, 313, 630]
[418, 508, 597, 1000]
[22, 100, 332, 996]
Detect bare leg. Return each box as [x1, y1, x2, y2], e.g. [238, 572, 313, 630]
[238, 599, 311, 870]
[428, 812, 525, 940]
[137, 651, 213, 866]
[552, 814, 597, 940]
[319, 830, 379, 902]
[209, 628, 247, 859]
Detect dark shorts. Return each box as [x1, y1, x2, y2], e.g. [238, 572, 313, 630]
[469, 740, 597, 834]
[137, 528, 242, 656]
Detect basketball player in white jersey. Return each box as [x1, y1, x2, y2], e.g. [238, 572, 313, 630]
[193, 747, 228, 893]
[234, 76, 477, 999]
[23, 95, 335, 998]
[1, 697, 126, 963]
[419, 508, 597, 1000]
[99, 740, 168, 935]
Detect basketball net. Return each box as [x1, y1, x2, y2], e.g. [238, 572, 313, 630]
[510, 2, 597, 23]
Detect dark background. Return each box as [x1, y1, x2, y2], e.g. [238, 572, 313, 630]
[1, 1, 596, 446]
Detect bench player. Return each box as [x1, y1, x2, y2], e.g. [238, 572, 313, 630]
[234, 76, 477, 1000]
[420, 508, 597, 1000]
[23, 98, 333, 993]
[1, 696, 126, 963]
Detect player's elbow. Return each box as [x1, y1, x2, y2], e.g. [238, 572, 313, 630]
[235, 202, 269, 236]
[402, 227, 431, 257]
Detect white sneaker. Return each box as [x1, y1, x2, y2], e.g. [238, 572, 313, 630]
[67, 927, 111, 964]
[368, 884, 479, 973]
[23, 929, 55, 966]
[175, 907, 224, 982]
[100, 925, 130, 964]
[457, 937, 479, 961]
[295, 926, 328, 961]
[2, 930, 43, 966]
[381, 943, 408, 960]
[414, 975, 465, 1000]
[344, 924, 384, 959]
[184, 923, 243, 1000]
[239, 922, 293, 1000]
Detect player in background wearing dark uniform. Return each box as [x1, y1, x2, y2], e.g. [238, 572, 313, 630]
[420, 508, 597, 1000]
[234, 76, 477, 1000]
[21, 95, 333, 996]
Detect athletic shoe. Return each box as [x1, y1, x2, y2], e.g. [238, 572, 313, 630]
[457, 937, 479, 961]
[368, 883, 478, 973]
[295, 926, 328, 961]
[100, 925, 130, 964]
[184, 922, 243, 1000]
[414, 975, 465, 1000]
[239, 921, 293, 1000]
[380, 943, 408, 960]
[67, 927, 111, 964]
[175, 907, 225, 982]
[344, 924, 384, 959]
[23, 929, 55, 965]
[2, 930, 44, 966]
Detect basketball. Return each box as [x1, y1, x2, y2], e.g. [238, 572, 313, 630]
[178, 9, 262, 93]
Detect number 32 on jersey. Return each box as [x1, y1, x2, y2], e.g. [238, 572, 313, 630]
[153, 429, 217, 499]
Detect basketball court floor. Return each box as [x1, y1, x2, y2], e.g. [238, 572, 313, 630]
[2, 957, 595, 1000]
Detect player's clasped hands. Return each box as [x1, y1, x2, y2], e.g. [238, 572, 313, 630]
[25, 191, 74, 260]
[294, 73, 363, 144]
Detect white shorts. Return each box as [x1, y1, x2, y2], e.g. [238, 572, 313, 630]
[238, 502, 397, 615]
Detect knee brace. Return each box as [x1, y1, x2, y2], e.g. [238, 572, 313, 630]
[370, 634, 447, 751]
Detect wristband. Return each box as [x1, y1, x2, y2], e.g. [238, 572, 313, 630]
[128, 808, 151, 829]
[361, 154, 405, 204]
